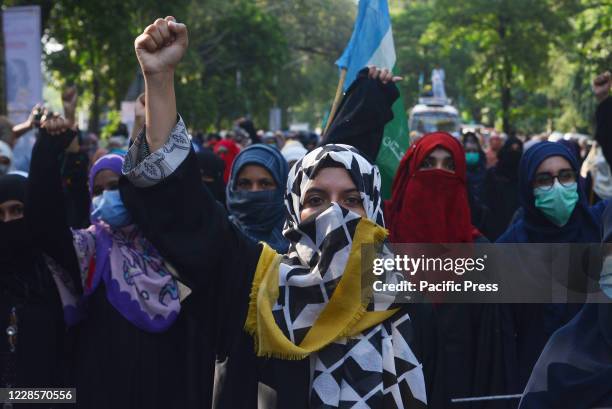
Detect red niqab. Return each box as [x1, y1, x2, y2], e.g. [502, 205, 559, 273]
[385, 132, 480, 243]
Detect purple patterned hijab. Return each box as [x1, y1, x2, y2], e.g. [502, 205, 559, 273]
[89, 154, 123, 195]
[48, 154, 182, 333]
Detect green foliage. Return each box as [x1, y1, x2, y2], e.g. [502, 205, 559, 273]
[100, 109, 121, 140]
[393, 0, 610, 136]
[8, 0, 608, 135]
[38, 0, 355, 133]
[43, 0, 146, 131]
[180, 0, 289, 129]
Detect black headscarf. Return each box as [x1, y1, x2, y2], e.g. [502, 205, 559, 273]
[496, 137, 523, 180]
[462, 132, 488, 230]
[196, 149, 226, 204]
[480, 137, 524, 241]
[0, 173, 26, 205]
[0, 173, 44, 300]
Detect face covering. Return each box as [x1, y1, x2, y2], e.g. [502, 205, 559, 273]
[204, 181, 226, 204]
[600, 255, 612, 299]
[465, 152, 480, 166]
[390, 168, 475, 243]
[0, 164, 9, 176]
[227, 188, 287, 252]
[228, 189, 285, 229]
[533, 180, 579, 227]
[91, 189, 132, 228]
[0, 217, 32, 257]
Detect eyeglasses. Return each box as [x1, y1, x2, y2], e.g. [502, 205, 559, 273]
[533, 169, 577, 190]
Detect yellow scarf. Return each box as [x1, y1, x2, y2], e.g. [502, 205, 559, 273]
[244, 218, 398, 360]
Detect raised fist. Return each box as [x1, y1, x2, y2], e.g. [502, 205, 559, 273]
[134, 16, 188, 75]
[42, 115, 71, 135]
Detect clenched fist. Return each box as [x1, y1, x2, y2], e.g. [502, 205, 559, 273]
[42, 115, 71, 135]
[135, 16, 188, 75]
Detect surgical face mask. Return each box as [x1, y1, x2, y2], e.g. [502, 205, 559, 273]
[91, 189, 132, 228]
[600, 256, 612, 299]
[0, 164, 9, 176]
[533, 180, 579, 227]
[465, 152, 480, 166]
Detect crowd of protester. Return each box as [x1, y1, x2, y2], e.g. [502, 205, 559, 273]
[1, 15, 612, 409]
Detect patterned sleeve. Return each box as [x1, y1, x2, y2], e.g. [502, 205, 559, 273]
[122, 115, 192, 188]
[71, 226, 97, 287]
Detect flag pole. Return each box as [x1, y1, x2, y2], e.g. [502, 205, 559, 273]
[323, 68, 347, 138]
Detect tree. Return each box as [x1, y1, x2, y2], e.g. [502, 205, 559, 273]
[43, 0, 185, 133]
[257, 0, 356, 129]
[424, 0, 575, 134]
[37, 0, 357, 132]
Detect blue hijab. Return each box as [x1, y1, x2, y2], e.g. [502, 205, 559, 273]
[226, 144, 289, 253]
[497, 141, 603, 243]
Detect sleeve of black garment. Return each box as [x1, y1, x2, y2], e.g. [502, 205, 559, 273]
[322, 67, 400, 162]
[595, 96, 612, 166]
[25, 128, 82, 293]
[119, 149, 262, 355]
[61, 149, 91, 229]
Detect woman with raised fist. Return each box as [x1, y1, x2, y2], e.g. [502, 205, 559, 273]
[120, 17, 427, 409]
[26, 66, 207, 408]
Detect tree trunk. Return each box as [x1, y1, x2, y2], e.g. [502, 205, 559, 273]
[89, 76, 100, 134]
[0, 10, 6, 116]
[501, 66, 512, 135]
[498, 15, 512, 135]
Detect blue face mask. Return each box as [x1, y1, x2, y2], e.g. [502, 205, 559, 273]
[91, 189, 132, 228]
[533, 180, 579, 227]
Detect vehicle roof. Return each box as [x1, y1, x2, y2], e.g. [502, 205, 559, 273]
[410, 104, 459, 116]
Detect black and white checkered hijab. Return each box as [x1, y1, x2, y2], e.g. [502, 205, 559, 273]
[272, 144, 427, 408]
[285, 143, 384, 230]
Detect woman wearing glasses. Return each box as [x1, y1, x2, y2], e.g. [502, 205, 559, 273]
[497, 141, 605, 244]
[497, 141, 607, 394]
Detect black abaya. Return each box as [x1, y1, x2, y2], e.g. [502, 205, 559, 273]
[26, 128, 209, 409]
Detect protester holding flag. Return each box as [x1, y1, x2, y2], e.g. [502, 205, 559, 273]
[119, 16, 427, 409]
[322, 66, 402, 162]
